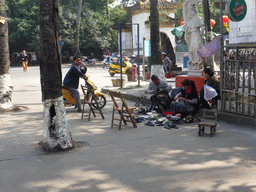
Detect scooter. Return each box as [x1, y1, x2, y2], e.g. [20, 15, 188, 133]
[62, 74, 106, 109]
[108, 56, 132, 77]
[102, 54, 115, 69]
[82, 56, 96, 67]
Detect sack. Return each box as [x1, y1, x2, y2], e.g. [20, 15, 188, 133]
[204, 85, 218, 101]
[168, 101, 195, 114]
[168, 87, 183, 101]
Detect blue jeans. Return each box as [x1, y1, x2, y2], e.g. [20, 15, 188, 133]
[69, 87, 81, 109]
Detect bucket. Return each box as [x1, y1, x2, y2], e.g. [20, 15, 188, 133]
[111, 79, 126, 87]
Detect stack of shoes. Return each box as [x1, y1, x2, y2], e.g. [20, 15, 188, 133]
[164, 121, 179, 130]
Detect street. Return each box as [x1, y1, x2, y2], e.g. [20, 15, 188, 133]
[1, 65, 256, 192]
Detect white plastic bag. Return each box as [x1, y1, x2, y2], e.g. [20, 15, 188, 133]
[204, 85, 218, 101]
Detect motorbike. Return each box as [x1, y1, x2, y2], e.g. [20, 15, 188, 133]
[82, 56, 96, 67]
[102, 54, 115, 69]
[108, 56, 132, 77]
[62, 74, 106, 109]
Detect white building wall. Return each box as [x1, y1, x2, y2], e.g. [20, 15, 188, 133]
[229, 0, 256, 44]
[131, 12, 176, 55]
[132, 12, 151, 55]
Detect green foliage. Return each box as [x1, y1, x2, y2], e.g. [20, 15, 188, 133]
[6, 0, 40, 53]
[6, 0, 128, 59]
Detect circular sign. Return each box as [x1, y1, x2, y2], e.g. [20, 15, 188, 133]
[226, 0, 247, 22]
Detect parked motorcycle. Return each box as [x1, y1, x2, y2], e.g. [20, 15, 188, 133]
[62, 74, 106, 109]
[102, 54, 114, 69]
[82, 56, 96, 67]
[108, 56, 132, 77]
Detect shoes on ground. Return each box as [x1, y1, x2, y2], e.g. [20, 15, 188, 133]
[145, 121, 154, 126]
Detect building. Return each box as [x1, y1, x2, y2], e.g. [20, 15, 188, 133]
[119, 0, 183, 64]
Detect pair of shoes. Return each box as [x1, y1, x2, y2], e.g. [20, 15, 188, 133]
[145, 121, 154, 126]
[134, 117, 143, 123]
[155, 121, 164, 126]
[77, 108, 82, 112]
[164, 123, 179, 130]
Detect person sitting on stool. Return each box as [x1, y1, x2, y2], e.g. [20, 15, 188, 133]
[147, 75, 172, 111]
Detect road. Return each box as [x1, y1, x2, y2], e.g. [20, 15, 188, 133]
[9, 65, 116, 106]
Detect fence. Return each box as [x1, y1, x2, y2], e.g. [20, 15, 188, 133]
[220, 45, 256, 117]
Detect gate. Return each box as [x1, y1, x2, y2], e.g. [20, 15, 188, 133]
[220, 45, 256, 117]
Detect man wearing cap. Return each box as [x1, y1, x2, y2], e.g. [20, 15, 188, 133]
[162, 52, 172, 74]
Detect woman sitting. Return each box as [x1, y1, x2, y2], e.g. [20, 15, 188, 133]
[200, 68, 220, 109]
[174, 79, 199, 122]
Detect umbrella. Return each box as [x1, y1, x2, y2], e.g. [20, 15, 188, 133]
[197, 36, 222, 58]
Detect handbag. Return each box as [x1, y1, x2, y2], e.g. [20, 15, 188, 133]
[168, 101, 195, 114]
[204, 85, 218, 101]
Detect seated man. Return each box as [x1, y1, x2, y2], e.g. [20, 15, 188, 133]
[63, 55, 87, 112]
[147, 75, 172, 111]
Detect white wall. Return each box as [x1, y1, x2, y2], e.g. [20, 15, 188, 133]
[229, 0, 256, 44]
[132, 12, 150, 56]
[131, 12, 176, 55]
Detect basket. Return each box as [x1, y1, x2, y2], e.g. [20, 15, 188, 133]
[111, 79, 126, 87]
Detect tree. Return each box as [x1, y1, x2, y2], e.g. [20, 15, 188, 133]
[39, 0, 73, 151]
[74, 0, 82, 55]
[150, 0, 162, 65]
[0, 0, 13, 112]
[150, 0, 165, 80]
[6, 0, 40, 53]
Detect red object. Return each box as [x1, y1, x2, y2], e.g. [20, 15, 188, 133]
[163, 111, 175, 116]
[219, 15, 229, 24]
[210, 19, 216, 26]
[131, 64, 137, 81]
[175, 75, 205, 94]
[180, 21, 184, 26]
[165, 74, 172, 78]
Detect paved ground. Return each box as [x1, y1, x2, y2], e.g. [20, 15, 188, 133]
[1, 65, 256, 192]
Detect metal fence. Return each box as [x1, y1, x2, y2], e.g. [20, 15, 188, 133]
[220, 45, 256, 117]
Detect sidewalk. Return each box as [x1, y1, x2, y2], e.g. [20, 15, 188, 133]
[1, 66, 256, 191]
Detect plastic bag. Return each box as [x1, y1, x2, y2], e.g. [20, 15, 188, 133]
[204, 85, 218, 101]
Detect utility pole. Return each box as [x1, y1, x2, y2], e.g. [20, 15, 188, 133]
[202, 0, 214, 70]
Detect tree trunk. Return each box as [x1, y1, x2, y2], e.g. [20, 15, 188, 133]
[203, 0, 214, 71]
[74, 0, 82, 55]
[150, 0, 165, 81]
[0, 0, 13, 111]
[106, 0, 110, 21]
[40, 0, 73, 151]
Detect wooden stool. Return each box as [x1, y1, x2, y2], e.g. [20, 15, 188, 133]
[198, 110, 217, 137]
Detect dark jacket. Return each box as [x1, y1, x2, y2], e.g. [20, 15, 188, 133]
[21, 54, 28, 62]
[180, 88, 199, 112]
[63, 63, 85, 89]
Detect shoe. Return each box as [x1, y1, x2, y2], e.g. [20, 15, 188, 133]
[155, 121, 164, 126]
[145, 121, 154, 126]
[77, 108, 82, 112]
[185, 115, 194, 123]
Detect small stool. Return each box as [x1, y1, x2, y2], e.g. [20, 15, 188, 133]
[198, 122, 217, 137]
[198, 110, 217, 137]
